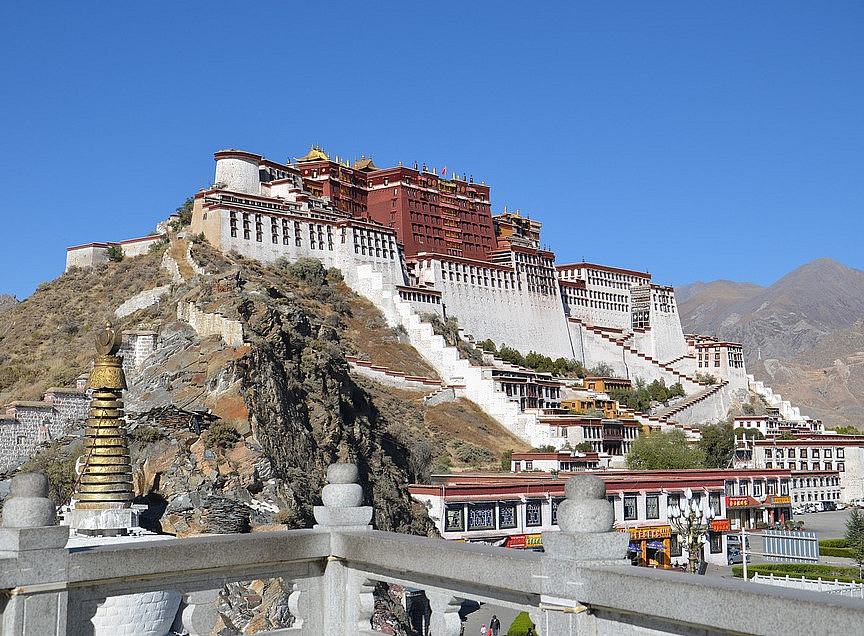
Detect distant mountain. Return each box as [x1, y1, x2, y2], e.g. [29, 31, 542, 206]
[679, 258, 864, 361]
[676, 280, 764, 331]
[679, 258, 864, 427]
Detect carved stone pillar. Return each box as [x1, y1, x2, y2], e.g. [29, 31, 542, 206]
[0, 473, 71, 636]
[540, 474, 630, 635]
[313, 463, 373, 634]
[427, 592, 464, 636]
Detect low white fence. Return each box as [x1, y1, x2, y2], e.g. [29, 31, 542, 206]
[751, 572, 864, 599]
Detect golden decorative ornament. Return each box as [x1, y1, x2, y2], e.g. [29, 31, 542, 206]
[71, 323, 134, 510]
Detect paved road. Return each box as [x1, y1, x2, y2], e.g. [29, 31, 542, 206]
[794, 508, 853, 539]
[462, 604, 523, 636]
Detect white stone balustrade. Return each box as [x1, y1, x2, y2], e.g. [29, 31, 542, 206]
[1, 468, 864, 634]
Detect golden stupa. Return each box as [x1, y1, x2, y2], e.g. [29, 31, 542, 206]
[73, 321, 134, 509]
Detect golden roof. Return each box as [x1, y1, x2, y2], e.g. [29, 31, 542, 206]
[352, 155, 378, 172]
[294, 144, 330, 163]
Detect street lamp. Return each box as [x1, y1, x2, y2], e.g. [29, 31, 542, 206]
[667, 488, 715, 573]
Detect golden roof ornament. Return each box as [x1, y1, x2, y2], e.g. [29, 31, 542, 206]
[294, 144, 330, 163]
[73, 321, 134, 510]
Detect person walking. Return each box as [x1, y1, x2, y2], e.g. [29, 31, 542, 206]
[489, 614, 501, 636]
[479, 624, 488, 636]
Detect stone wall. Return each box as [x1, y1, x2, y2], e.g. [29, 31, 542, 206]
[0, 389, 89, 471]
[114, 285, 171, 319]
[177, 302, 244, 347]
[119, 331, 159, 375]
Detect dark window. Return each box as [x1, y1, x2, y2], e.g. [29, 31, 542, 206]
[709, 492, 722, 515]
[498, 502, 517, 529]
[667, 493, 680, 510]
[551, 498, 564, 525]
[624, 495, 638, 521]
[709, 532, 722, 554]
[670, 533, 682, 557]
[526, 501, 542, 527]
[467, 504, 495, 531]
[444, 505, 464, 532]
[646, 495, 660, 520]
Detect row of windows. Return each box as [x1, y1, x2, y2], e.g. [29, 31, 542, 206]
[444, 499, 562, 532]
[793, 476, 841, 488]
[766, 461, 844, 472]
[619, 492, 724, 521]
[793, 492, 841, 502]
[766, 447, 843, 459]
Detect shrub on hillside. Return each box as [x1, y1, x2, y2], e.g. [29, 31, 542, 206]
[282, 257, 328, 286]
[450, 440, 495, 467]
[205, 421, 242, 450]
[695, 372, 717, 385]
[129, 424, 165, 444]
[20, 442, 82, 505]
[106, 245, 124, 262]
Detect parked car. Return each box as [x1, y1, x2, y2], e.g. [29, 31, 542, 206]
[792, 505, 805, 515]
[836, 502, 847, 510]
[727, 549, 751, 565]
[822, 501, 837, 511]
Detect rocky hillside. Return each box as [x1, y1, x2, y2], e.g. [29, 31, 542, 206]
[3, 239, 528, 535]
[680, 258, 864, 427]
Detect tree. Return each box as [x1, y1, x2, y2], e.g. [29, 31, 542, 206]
[500, 449, 513, 471]
[735, 428, 765, 441]
[777, 431, 796, 441]
[574, 442, 594, 452]
[698, 422, 735, 468]
[106, 245, 124, 262]
[833, 425, 864, 436]
[846, 508, 864, 578]
[626, 429, 705, 470]
[478, 339, 497, 354]
[589, 362, 614, 378]
[176, 197, 194, 225]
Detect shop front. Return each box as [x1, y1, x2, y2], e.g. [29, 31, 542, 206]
[765, 496, 791, 524]
[619, 525, 672, 567]
[725, 496, 763, 530]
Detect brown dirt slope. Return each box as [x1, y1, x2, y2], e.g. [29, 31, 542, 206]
[341, 294, 439, 379]
[0, 253, 171, 402]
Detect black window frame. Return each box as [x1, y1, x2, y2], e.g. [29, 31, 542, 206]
[444, 504, 464, 532]
[645, 494, 660, 520]
[624, 494, 638, 521]
[467, 503, 496, 531]
[498, 501, 517, 530]
[525, 500, 543, 527]
[709, 532, 723, 554]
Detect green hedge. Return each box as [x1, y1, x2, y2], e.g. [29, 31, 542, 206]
[733, 563, 864, 584]
[820, 547, 855, 558]
[507, 611, 538, 636]
[820, 538, 848, 548]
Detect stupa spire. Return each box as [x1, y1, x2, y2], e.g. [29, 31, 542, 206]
[73, 321, 134, 509]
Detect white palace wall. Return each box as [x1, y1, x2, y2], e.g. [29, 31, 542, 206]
[210, 206, 407, 295]
[412, 257, 574, 359]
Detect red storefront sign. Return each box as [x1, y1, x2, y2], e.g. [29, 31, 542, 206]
[725, 496, 759, 508]
[505, 534, 543, 549]
[711, 519, 731, 532]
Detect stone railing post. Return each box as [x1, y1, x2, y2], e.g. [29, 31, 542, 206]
[0, 473, 70, 636]
[539, 474, 629, 636]
[313, 463, 373, 634]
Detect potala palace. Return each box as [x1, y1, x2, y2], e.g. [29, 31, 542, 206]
[62, 146, 816, 460]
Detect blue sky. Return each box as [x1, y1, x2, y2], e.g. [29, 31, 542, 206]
[2, 2, 863, 298]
